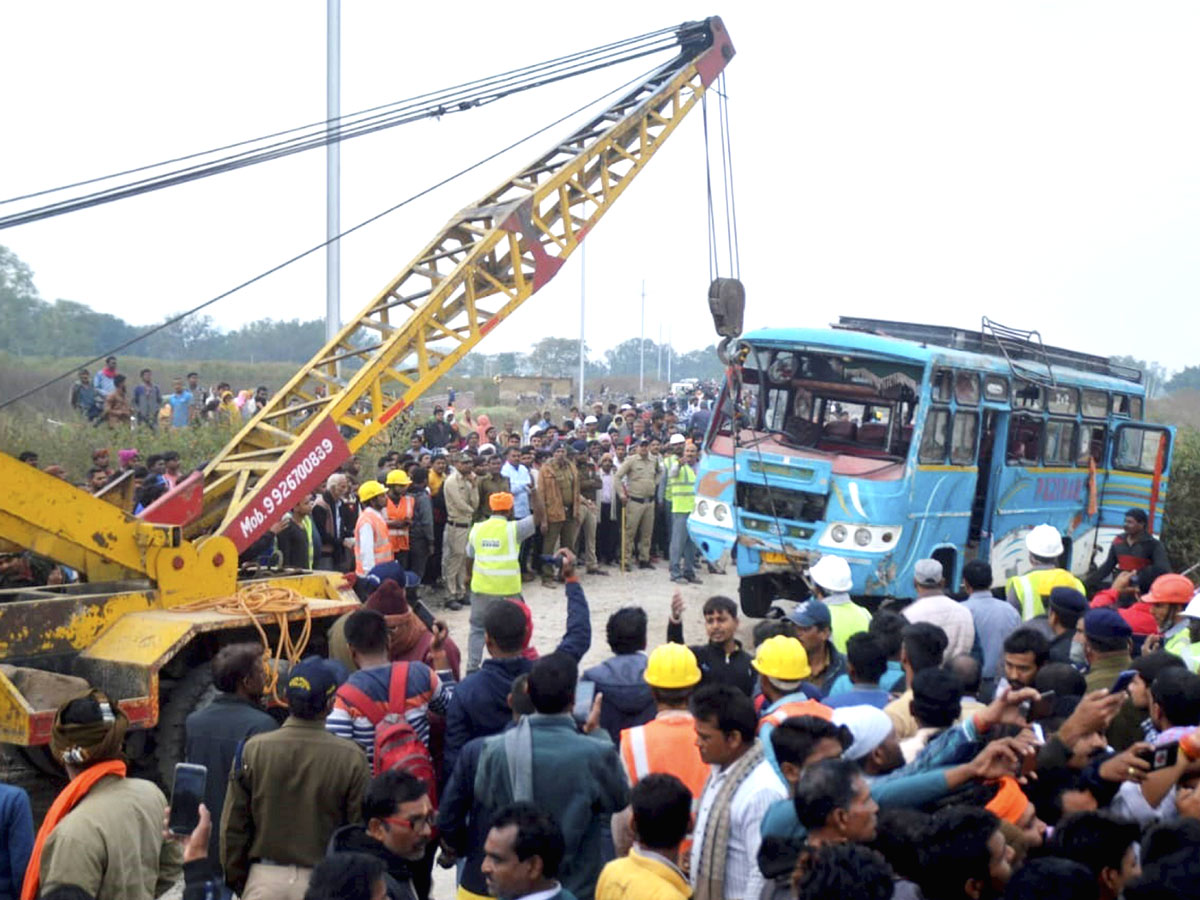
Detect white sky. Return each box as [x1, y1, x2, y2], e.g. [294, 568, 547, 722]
[2, 2, 1198, 372]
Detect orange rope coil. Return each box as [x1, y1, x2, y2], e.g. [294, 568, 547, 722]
[174, 584, 313, 702]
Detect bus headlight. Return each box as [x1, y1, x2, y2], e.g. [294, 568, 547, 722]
[820, 523, 903, 552]
[714, 503, 729, 522]
[854, 527, 872, 547]
[831, 524, 847, 543]
[696, 500, 710, 518]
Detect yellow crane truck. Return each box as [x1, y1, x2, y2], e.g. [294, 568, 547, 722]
[0, 15, 735, 783]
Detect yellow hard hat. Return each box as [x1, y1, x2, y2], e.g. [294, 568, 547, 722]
[644, 643, 702, 689]
[751, 635, 811, 680]
[358, 480, 386, 503]
[385, 469, 412, 486]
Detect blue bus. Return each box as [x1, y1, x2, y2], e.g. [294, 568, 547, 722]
[687, 317, 1174, 616]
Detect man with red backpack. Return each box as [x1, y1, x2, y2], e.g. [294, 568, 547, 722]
[327, 608, 455, 899]
[327, 608, 455, 772]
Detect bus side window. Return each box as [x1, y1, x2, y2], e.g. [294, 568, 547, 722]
[950, 411, 979, 464]
[919, 407, 950, 463]
[1081, 389, 1107, 418]
[1113, 394, 1131, 417]
[1130, 396, 1143, 420]
[1076, 425, 1105, 465]
[1044, 419, 1077, 466]
[1007, 414, 1042, 464]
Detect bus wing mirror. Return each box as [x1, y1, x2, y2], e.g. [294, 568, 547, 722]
[708, 277, 745, 338]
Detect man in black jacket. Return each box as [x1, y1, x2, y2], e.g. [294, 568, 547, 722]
[666, 592, 755, 696]
[328, 771, 431, 900]
[184, 644, 278, 870]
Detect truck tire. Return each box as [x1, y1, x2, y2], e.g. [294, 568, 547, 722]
[738, 575, 773, 618]
[155, 662, 216, 786]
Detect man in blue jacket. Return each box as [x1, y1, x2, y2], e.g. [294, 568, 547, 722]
[582, 606, 655, 743]
[442, 549, 590, 785]
[0, 783, 32, 900]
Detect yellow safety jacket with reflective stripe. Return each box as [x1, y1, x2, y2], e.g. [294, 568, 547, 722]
[468, 516, 522, 596]
[665, 462, 696, 514]
[1165, 624, 1200, 673]
[1007, 567, 1086, 621]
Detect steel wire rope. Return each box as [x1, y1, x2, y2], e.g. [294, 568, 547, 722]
[0, 26, 701, 229]
[0, 62, 664, 411]
[718, 72, 741, 279]
[1, 23, 688, 205]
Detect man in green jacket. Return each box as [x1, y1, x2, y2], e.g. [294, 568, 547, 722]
[475, 652, 630, 900]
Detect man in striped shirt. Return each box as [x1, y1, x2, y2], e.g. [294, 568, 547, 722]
[326, 608, 455, 764]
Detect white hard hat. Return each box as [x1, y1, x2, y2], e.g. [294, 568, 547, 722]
[1183, 592, 1200, 619]
[668, 433, 686, 445]
[584, 415, 598, 424]
[1025, 524, 1064, 558]
[810, 555, 853, 593]
[528, 426, 543, 437]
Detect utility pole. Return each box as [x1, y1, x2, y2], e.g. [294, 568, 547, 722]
[325, 0, 341, 344]
[578, 242, 586, 408]
[639, 280, 645, 395]
[657, 321, 663, 382]
[667, 323, 673, 384]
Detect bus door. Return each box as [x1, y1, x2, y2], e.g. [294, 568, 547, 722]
[1106, 424, 1175, 536]
[968, 407, 1005, 551]
[985, 406, 1046, 582]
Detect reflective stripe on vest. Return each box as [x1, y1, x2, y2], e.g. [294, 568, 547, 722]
[667, 464, 697, 514]
[1017, 575, 1040, 620]
[469, 517, 522, 595]
[757, 699, 834, 732]
[355, 508, 394, 575]
[628, 725, 651, 780]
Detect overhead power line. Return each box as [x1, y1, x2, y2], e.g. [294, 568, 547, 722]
[0, 62, 663, 411]
[0, 22, 705, 231]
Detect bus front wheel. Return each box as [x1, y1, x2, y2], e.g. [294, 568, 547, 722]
[739, 575, 773, 618]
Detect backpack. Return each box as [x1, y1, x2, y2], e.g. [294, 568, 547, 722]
[335, 662, 438, 807]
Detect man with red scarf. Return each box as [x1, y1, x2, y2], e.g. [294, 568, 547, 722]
[23, 690, 181, 900]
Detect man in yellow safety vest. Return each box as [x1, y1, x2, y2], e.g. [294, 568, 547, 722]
[465, 491, 537, 672]
[665, 439, 701, 586]
[1004, 524, 1085, 621]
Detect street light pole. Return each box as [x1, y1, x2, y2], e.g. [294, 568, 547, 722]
[578, 242, 586, 408]
[325, 0, 341, 345]
[639, 280, 645, 395]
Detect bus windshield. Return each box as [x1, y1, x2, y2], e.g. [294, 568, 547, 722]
[745, 347, 924, 459]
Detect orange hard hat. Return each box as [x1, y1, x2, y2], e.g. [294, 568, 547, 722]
[1148, 573, 1195, 605]
[489, 491, 514, 512]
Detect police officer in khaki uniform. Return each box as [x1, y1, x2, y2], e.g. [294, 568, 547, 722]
[222, 659, 369, 900]
[616, 438, 662, 568]
[441, 453, 479, 610]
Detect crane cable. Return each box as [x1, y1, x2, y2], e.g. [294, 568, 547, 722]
[0, 23, 704, 230]
[173, 583, 312, 704]
[0, 61, 664, 412]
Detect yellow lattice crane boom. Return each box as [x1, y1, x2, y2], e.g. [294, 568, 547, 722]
[148, 16, 735, 553]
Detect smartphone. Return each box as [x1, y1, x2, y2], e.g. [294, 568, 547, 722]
[1110, 670, 1137, 695]
[168, 762, 207, 835]
[411, 598, 436, 631]
[573, 679, 596, 724]
[1137, 741, 1180, 771]
[1019, 690, 1057, 721]
[541, 554, 564, 569]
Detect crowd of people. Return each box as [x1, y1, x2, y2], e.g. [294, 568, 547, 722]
[5, 502, 1200, 900]
[68, 356, 275, 430]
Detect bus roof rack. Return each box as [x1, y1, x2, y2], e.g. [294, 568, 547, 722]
[834, 316, 1143, 385]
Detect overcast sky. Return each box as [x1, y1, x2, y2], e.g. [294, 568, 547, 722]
[3, 3, 1198, 373]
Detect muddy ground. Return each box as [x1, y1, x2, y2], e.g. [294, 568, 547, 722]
[3, 562, 747, 898]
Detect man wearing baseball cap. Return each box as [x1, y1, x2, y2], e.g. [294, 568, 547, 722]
[903, 559, 975, 661]
[789, 599, 848, 695]
[222, 659, 369, 899]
